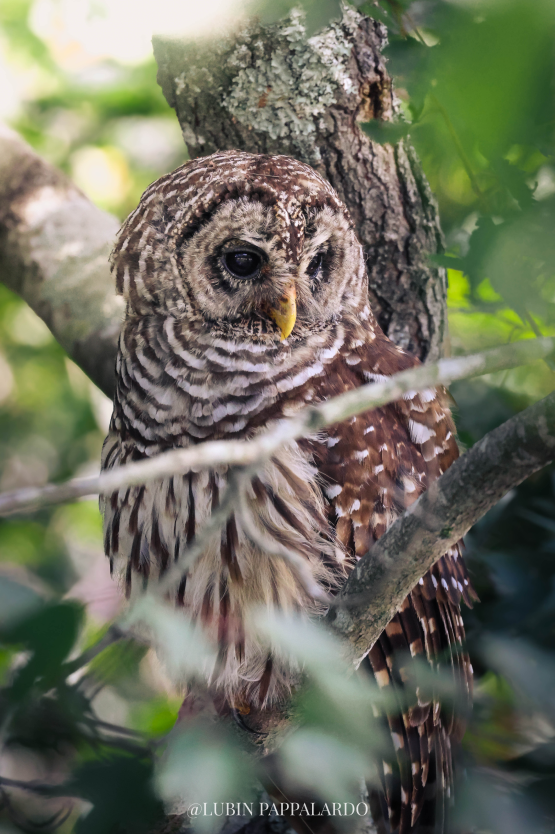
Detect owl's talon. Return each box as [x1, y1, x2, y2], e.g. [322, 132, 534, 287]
[230, 698, 251, 715]
[231, 708, 267, 737]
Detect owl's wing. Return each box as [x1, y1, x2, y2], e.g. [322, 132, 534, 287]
[313, 339, 478, 834]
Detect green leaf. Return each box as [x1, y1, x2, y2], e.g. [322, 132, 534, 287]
[278, 728, 376, 804]
[157, 723, 256, 833]
[253, 611, 388, 750]
[0, 575, 45, 629]
[124, 596, 217, 683]
[72, 755, 164, 834]
[86, 638, 147, 686]
[464, 219, 499, 288]
[384, 34, 432, 114]
[3, 601, 83, 699]
[361, 120, 412, 145]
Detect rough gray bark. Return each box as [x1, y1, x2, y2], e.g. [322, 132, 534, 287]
[153, 6, 446, 362]
[0, 125, 121, 399]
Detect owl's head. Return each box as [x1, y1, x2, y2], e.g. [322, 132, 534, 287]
[112, 151, 368, 343]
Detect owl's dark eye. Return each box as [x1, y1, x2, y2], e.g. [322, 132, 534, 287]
[223, 250, 263, 280]
[307, 251, 324, 278]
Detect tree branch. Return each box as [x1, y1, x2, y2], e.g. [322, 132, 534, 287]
[1, 10, 550, 833]
[0, 337, 552, 519]
[0, 124, 121, 398]
[62, 624, 126, 675]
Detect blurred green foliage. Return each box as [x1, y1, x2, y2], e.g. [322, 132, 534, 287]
[359, 3, 555, 830]
[360, 0, 555, 367]
[0, 0, 555, 832]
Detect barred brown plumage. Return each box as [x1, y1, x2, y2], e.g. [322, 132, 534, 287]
[101, 150, 478, 833]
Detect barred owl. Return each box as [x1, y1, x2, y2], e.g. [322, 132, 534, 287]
[101, 151, 477, 833]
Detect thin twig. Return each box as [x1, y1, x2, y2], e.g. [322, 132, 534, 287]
[522, 310, 555, 370]
[403, 11, 428, 47]
[0, 337, 553, 518]
[0, 776, 67, 797]
[87, 717, 147, 738]
[63, 624, 125, 675]
[430, 94, 487, 209]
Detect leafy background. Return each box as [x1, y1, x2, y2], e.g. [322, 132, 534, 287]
[0, 0, 554, 831]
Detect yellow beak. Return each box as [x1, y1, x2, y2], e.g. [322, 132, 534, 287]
[266, 283, 297, 340]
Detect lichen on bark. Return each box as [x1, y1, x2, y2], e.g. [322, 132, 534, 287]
[222, 9, 355, 165]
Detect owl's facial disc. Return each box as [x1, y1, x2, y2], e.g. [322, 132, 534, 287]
[174, 199, 364, 340]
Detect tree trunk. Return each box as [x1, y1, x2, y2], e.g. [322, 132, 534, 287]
[154, 6, 446, 363]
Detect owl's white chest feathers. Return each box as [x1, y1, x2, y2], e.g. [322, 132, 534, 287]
[111, 314, 347, 448]
[102, 439, 342, 703]
[102, 318, 348, 703]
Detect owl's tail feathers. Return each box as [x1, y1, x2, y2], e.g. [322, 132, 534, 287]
[365, 570, 475, 834]
[368, 740, 449, 834]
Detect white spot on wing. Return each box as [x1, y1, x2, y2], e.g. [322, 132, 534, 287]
[408, 419, 435, 444]
[319, 337, 343, 361]
[325, 484, 342, 499]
